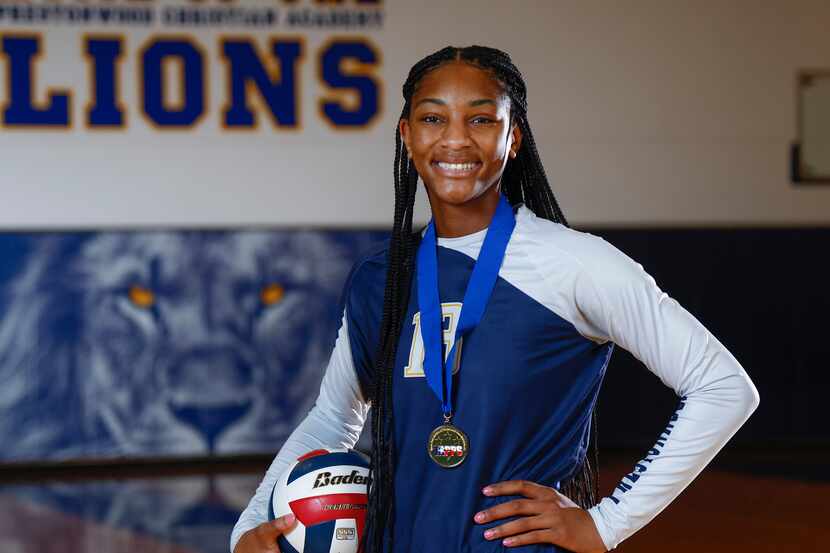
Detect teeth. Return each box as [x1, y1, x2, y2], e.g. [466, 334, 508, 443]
[437, 162, 478, 172]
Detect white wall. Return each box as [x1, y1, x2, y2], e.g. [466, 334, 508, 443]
[1, 0, 829, 228]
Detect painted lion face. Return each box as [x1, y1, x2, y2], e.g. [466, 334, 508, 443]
[0, 230, 378, 459]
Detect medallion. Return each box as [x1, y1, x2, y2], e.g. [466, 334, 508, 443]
[427, 423, 469, 468]
[417, 194, 515, 470]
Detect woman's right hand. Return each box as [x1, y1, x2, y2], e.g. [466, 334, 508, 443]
[233, 514, 297, 553]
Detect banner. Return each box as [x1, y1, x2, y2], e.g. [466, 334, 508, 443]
[0, 0, 394, 228]
[3, 0, 830, 226]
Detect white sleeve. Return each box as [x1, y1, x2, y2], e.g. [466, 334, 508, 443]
[572, 236, 760, 551]
[229, 311, 370, 553]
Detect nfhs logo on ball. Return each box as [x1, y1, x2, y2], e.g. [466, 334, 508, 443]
[335, 528, 356, 541]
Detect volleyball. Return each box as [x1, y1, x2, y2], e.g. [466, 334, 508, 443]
[269, 449, 371, 553]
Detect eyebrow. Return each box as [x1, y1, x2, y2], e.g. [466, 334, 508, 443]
[414, 98, 497, 108]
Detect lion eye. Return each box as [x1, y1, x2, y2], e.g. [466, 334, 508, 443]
[128, 285, 155, 308]
[260, 283, 285, 306]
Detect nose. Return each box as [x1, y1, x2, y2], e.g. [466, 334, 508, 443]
[166, 347, 254, 452]
[440, 116, 472, 149]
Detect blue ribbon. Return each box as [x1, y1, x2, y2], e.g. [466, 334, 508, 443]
[416, 193, 516, 418]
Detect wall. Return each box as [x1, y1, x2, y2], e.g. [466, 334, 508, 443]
[1, 0, 827, 462]
[1, 0, 829, 229]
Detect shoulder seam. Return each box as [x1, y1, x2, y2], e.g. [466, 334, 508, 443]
[519, 221, 610, 344]
[518, 209, 596, 275]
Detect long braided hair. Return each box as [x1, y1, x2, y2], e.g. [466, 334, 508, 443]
[364, 45, 599, 552]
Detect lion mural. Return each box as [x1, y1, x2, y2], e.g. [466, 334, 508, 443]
[0, 230, 380, 461]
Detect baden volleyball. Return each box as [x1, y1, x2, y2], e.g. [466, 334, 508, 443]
[269, 449, 371, 553]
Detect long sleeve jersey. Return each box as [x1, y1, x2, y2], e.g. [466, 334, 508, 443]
[231, 204, 759, 552]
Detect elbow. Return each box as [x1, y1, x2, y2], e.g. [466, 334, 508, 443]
[744, 377, 760, 417]
[713, 347, 760, 424]
[706, 369, 760, 429]
[734, 373, 760, 424]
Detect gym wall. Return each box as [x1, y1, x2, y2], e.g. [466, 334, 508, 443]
[0, 0, 827, 462]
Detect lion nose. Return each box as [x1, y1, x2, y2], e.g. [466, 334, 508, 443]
[167, 347, 254, 452]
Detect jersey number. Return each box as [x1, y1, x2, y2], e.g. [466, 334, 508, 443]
[404, 302, 463, 378]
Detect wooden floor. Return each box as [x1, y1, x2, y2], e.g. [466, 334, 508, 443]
[603, 463, 827, 553]
[0, 459, 824, 553]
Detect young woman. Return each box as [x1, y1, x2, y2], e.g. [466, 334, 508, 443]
[231, 46, 759, 553]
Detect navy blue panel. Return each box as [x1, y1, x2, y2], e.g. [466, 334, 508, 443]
[277, 534, 301, 553]
[304, 520, 336, 553]
[343, 243, 388, 396]
[287, 451, 370, 485]
[347, 231, 600, 537]
[268, 483, 275, 520]
[348, 242, 611, 553]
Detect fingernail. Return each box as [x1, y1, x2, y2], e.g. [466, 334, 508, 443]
[474, 512, 485, 523]
[503, 538, 514, 546]
[484, 530, 494, 539]
[284, 513, 295, 524]
[482, 486, 493, 495]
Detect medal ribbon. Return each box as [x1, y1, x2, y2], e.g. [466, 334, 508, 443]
[416, 193, 516, 418]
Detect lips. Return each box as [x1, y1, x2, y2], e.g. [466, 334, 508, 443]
[432, 160, 482, 177]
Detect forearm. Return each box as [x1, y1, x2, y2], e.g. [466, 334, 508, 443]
[230, 309, 369, 552]
[588, 345, 759, 549]
[230, 403, 366, 552]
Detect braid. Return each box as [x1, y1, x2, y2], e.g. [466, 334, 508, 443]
[364, 45, 598, 552]
[363, 47, 459, 553]
[458, 46, 594, 508]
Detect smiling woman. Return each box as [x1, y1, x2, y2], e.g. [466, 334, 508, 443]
[399, 61, 521, 238]
[231, 45, 759, 553]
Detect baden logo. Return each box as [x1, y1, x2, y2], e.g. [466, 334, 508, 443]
[312, 470, 371, 489]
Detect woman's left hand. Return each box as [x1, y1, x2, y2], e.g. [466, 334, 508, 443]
[473, 480, 607, 553]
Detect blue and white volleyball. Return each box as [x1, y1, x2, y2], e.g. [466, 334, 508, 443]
[269, 449, 371, 553]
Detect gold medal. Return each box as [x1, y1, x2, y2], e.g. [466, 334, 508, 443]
[427, 419, 469, 468]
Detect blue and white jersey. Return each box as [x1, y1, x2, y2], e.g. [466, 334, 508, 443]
[231, 205, 759, 553]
